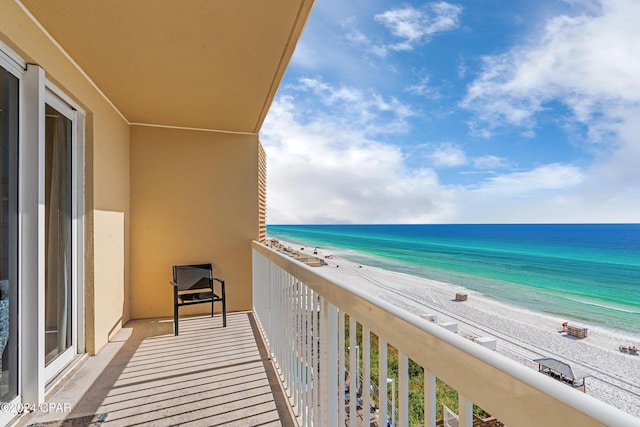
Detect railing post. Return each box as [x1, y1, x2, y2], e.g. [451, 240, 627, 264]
[305, 286, 313, 426]
[379, 339, 388, 426]
[312, 292, 319, 427]
[363, 327, 371, 427]
[399, 353, 409, 427]
[349, 317, 357, 425]
[295, 279, 302, 416]
[270, 266, 278, 369]
[281, 269, 287, 389]
[266, 256, 272, 346]
[284, 274, 292, 398]
[327, 302, 339, 427]
[288, 276, 295, 404]
[320, 298, 339, 426]
[273, 266, 282, 374]
[319, 297, 327, 426]
[339, 311, 346, 425]
[424, 370, 436, 427]
[303, 285, 310, 422]
[459, 394, 473, 427]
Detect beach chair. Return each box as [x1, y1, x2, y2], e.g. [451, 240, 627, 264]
[170, 263, 226, 335]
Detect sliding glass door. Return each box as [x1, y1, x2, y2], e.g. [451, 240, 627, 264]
[0, 49, 85, 407]
[43, 95, 77, 378]
[0, 65, 19, 407]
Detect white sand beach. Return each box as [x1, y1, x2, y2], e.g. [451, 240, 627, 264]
[277, 241, 640, 417]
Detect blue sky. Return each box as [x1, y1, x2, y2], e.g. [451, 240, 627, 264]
[261, 0, 640, 224]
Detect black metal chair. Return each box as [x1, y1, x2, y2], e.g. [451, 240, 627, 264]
[170, 263, 226, 335]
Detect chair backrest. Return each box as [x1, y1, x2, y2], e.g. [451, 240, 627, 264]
[173, 264, 213, 292]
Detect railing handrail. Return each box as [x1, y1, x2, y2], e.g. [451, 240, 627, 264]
[252, 240, 640, 427]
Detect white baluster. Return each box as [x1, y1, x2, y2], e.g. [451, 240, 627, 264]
[379, 338, 388, 426]
[339, 311, 346, 425]
[312, 292, 319, 427]
[399, 353, 408, 427]
[327, 302, 338, 426]
[459, 394, 473, 427]
[363, 327, 371, 427]
[349, 317, 357, 426]
[424, 371, 436, 427]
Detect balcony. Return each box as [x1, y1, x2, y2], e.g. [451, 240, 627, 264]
[18, 242, 639, 427]
[250, 242, 638, 427]
[17, 313, 296, 427]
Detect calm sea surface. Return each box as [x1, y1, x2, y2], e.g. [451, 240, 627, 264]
[267, 224, 640, 335]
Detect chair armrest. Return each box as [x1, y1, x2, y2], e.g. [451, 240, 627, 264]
[213, 278, 226, 297]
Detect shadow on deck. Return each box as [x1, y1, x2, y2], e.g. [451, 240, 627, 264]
[18, 313, 295, 427]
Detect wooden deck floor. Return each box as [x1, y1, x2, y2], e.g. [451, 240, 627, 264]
[18, 313, 295, 427]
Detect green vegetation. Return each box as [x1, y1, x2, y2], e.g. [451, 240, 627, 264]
[346, 318, 488, 425]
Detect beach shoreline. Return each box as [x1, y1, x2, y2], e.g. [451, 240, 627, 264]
[269, 238, 640, 417]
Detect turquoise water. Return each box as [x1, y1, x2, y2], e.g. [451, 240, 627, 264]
[267, 224, 640, 335]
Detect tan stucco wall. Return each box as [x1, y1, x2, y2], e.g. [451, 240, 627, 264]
[130, 125, 259, 319]
[1, 1, 131, 355]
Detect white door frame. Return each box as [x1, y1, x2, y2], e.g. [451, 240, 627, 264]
[20, 64, 86, 405]
[41, 88, 84, 382]
[0, 40, 25, 427]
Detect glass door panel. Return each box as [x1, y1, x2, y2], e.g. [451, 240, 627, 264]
[0, 65, 18, 403]
[44, 103, 73, 367]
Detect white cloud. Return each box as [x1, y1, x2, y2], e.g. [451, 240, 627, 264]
[294, 77, 415, 135]
[560, 0, 603, 13]
[463, 0, 640, 131]
[373, 2, 463, 56]
[261, 90, 458, 224]
[406, 75, 441, 99]
[262, 0, 640, 224]
[457, 61, 467, 80]
[461, 0, 640, 217]
[588, 105, 640, 184]
[452, 164, 640, 223]
[345, 27, 369, 45]
[430, 143, 467, 167]
[262, 84, 639, 224]
[263, 90, 640, 223]
[443, 156, 640, 223]
[472, 164, 585, 196]
[472, 155, 511, 170]
[426, 145, 511, 171]
[450, 188, 640, 224]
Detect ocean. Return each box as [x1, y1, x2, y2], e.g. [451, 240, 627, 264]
[266, 224, 640, 335]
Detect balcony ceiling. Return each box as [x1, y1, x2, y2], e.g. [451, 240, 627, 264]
[20, 0, 314, 133]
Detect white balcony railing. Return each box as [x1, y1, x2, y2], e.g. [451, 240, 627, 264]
[251, 241, 639, 427]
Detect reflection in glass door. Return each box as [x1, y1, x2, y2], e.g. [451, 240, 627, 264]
[0, 65, 18, 403]
[44, 103, 73, 367]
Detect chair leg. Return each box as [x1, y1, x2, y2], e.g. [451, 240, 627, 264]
[222, 299, 227, 327]
[174, 304, 179, 336]
[211, 299, 214, 318]
[173, 286, 180, 336]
